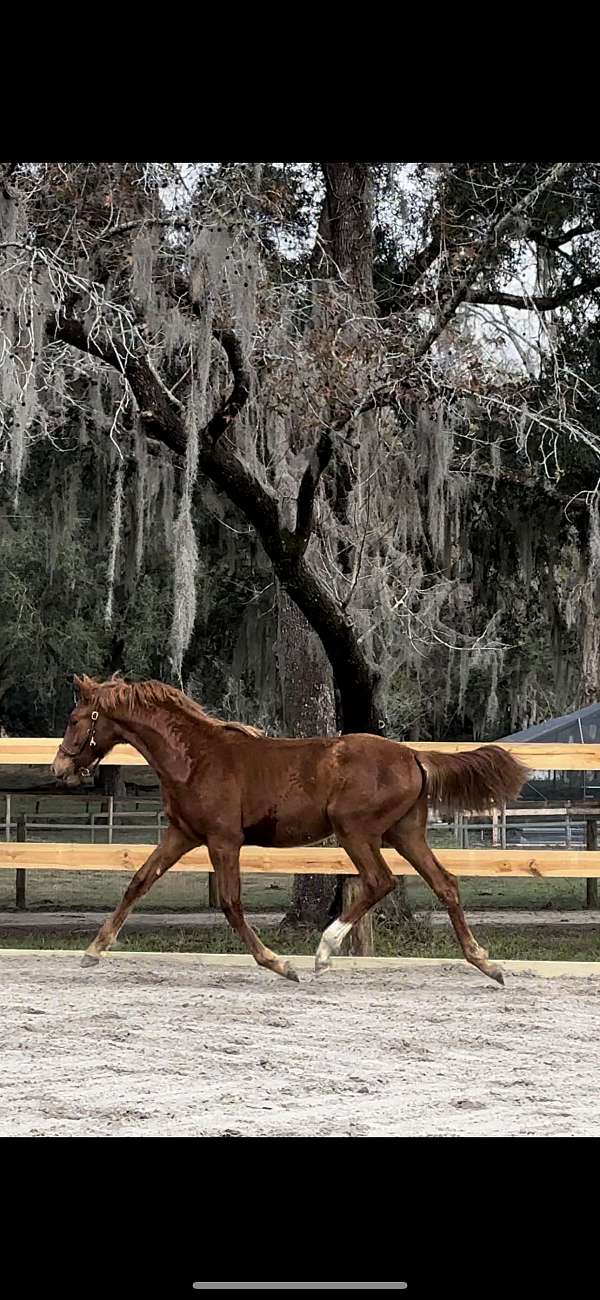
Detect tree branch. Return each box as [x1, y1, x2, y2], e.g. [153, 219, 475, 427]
[410, 161, 577, 364]
[526, 222, 598, 250]
[393, 230, 442, 302]
[466, 275, 600, 311]
[290, 377, 418, 555]
[50, 313, 187, 455]
[207, 329, 251, 442]
[293, 430, 333, 553]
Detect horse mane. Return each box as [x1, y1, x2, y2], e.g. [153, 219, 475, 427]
[78, 676, 264, 738]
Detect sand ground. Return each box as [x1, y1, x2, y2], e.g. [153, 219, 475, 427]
[1, 951, 599, 1137]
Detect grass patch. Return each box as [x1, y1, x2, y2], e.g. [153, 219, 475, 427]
[0, 870, 291, 913]
[0, 869, 593, 915]
[1, 921, 599, 963]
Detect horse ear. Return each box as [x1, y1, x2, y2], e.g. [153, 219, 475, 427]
[110, 671, 123, 682]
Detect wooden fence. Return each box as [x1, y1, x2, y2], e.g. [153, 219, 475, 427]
[1, 739, 600, 953]
[1, 840, 600, 877]
[3, 737, 600, 769]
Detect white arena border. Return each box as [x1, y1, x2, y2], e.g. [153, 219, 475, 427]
[0, 949, 599, 978]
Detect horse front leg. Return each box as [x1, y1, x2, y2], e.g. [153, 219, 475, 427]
[81, 825, 193, 967]
[208, 836, 299, 982]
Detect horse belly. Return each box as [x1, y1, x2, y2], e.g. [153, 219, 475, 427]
[242, 799, 330, 848]
[273, 811, 331, 847]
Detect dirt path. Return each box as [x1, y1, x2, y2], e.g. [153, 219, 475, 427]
[0, 909, 284, 930]
[1, 908, 599, 930]
[2, 952, 600, 1136]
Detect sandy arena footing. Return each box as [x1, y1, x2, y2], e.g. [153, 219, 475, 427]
[1, 951, 599, 1137]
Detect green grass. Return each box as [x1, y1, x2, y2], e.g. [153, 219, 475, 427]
[0, 870, 290, 912]
[419, 875, 591, 912]
[0, 921, 599, 963]
[0, 868, 592, 914]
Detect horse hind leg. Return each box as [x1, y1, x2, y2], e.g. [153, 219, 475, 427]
[385, 800, 504, 985]
[315, 831, 395, 974]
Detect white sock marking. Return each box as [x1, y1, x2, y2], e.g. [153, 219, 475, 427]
[316, 917, 352, 967]
[325, 918, 352, 950]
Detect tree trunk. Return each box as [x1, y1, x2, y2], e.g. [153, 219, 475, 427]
[95, 763, 126, 802]
[312, 163, 374, 305]
[277, 585, 339, 928]
[312, 161, 411, 927]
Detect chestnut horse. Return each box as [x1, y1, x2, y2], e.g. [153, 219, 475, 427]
[51, 675, 527, 984]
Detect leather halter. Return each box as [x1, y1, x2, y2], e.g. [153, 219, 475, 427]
[58, 710, 100, 777]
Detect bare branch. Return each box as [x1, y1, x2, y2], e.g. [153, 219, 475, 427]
[466, 275, 600, 311]
[49, 312, 186, 454]
[410, 162, 577, 364]
[393, 230, 442, 302]
[207, 329, 251, 442]
[293, 430, 333, 553]
[526, 221, 598, 250]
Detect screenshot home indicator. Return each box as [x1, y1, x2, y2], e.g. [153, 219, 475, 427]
[192, 1287, 408, 1292]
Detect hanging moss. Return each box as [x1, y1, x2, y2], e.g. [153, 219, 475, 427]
[104, 459, 124, 628]
[169, 387, 200, 682]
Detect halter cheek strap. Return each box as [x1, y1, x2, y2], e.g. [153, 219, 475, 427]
[59, 710, 100, 776]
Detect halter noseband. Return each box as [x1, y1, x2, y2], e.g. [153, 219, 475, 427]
[59, 710, 100, 777]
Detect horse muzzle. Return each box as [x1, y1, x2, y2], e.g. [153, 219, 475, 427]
[51, 750, 78, 782]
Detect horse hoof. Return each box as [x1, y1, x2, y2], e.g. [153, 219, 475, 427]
[81, 954, 100, 968]
[488, 965, 504, 986]
[283, 963, 300, 983]
[315, 939, 332, 975]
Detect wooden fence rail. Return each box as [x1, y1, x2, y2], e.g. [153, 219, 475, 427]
[2, 842, 600, 877]
[2, 737, 600, 769]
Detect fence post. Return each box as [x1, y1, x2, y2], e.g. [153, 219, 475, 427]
[4, 794, 10, 843]
[16, 814, 26, 910]
[586, 818, 598, 909]
[108, 795, 114, 846]
[341, 877, 374, 956]
[492, 807, 500, 847]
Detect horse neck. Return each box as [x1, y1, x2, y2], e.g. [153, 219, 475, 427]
[108, 701, 213, 784]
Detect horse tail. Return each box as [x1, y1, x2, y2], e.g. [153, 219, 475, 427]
[416, 745, 528, 814]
